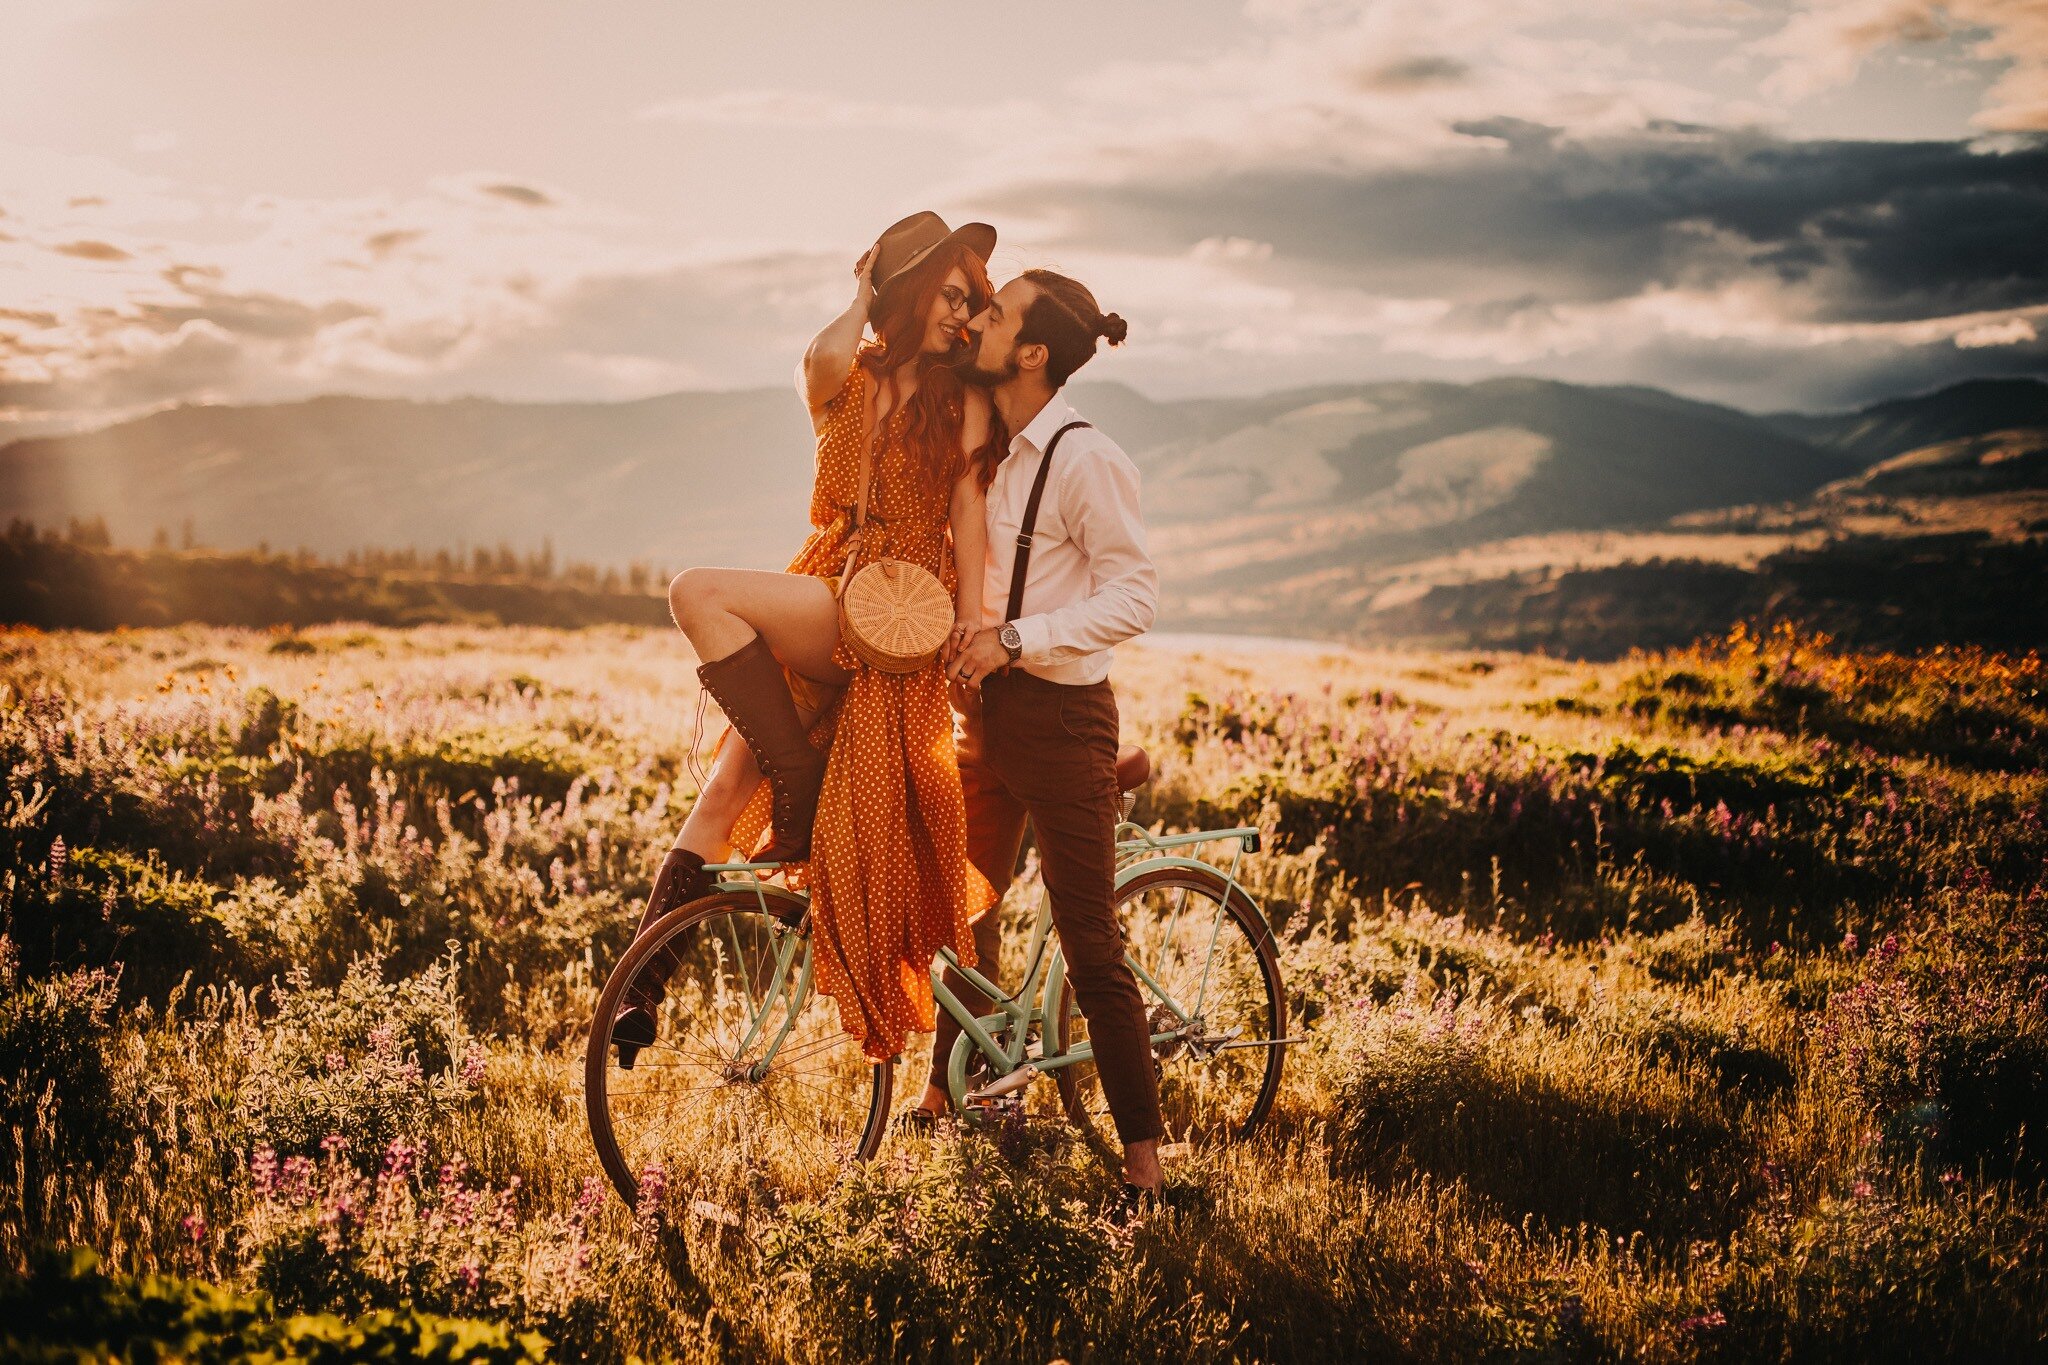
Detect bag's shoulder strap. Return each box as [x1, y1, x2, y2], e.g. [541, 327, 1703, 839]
[853, 372, 890, 534]
[837, 373, 893, 597]
[1005, 420, 1091, 623]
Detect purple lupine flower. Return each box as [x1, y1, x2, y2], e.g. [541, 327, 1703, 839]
[251, 1145, 280, 1197]
[383, 1138, 418, 1181]
[635, 1163, 668, 1224]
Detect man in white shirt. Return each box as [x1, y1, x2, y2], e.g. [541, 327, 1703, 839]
[925, 268, 1164, 1218]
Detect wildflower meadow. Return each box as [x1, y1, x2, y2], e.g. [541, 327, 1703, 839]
[2, 621, 2043, 1361]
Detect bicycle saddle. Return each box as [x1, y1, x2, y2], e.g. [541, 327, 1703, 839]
[1116, 744, 1152, 793]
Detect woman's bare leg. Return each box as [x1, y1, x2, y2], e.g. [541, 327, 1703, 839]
[663, 567, 850, 859]
[669, 567, 851, 681]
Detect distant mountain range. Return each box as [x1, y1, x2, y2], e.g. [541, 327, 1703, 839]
[4, 373, 2044, 652]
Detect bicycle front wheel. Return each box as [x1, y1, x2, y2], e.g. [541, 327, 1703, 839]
[1052, 866, 1287, 1145]
[585, 889, 891, 1209]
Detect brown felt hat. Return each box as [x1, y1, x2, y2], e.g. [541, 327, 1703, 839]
[871, 211, 997, 299]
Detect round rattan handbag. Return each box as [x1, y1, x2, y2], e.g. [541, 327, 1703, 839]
[834, 394, 954, 674]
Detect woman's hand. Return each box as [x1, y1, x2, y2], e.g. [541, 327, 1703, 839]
[853, 245, 879, 306]
[941, 621, 973, 665]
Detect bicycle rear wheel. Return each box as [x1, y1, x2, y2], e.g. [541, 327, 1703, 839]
[585, 889, 891, 1209]
[1052, 866, 1286, 1145]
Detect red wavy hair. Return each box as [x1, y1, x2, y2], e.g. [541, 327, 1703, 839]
[862, 240, 1003, 494]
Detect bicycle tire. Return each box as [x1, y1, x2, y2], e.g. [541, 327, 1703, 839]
[1051, 865, 1287, 1144]
[585, 888, 892, 1209]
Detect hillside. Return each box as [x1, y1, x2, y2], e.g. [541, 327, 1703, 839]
[0, 374, 1865, 581]
[1140, 377, 1853, 630]
[1766, 377, 2048, 464]
[5, 375, 2044, 652]
[1343, 386, 2048, 655]
[0, 389, 822, 572]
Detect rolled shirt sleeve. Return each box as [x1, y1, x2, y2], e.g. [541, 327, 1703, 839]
[1012, 446, 1158, 665]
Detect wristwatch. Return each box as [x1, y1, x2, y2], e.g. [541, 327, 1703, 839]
[998, 622, 1023, 663]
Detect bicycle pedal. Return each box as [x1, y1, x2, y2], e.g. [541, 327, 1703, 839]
[963, 1063, 1039, 1104]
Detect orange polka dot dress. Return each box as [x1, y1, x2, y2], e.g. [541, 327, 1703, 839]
[725, 351, 996, 1062]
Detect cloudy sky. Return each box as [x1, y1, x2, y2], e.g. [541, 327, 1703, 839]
[4, 0, 2045, 436]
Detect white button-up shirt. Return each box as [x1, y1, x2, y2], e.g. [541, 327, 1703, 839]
[979, 394, 1158, 685]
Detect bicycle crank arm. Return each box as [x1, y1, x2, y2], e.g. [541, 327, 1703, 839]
[964, 1064, 1040, 1103]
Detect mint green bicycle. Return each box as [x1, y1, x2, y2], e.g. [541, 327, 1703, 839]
[584, 746, 1289, 1208]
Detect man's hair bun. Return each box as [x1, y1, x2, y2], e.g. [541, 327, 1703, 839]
[1018, 268, 1126, 385]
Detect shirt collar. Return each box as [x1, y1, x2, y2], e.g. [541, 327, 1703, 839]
[1009, 393, 1081, 461]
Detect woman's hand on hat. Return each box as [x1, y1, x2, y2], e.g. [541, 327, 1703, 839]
[853, 245, 879, 303]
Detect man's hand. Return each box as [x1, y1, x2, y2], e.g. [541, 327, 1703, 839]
[945, 627, 1012, 689]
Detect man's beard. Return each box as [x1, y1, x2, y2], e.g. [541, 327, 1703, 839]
[953, 333, 1017, 387]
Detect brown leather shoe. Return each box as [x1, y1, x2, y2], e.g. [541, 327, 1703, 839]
[614, 846, 712, 1069]
[696, 634, 827, 864]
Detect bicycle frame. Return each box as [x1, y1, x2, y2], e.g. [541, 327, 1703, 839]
[700, 824, 1262, 1107]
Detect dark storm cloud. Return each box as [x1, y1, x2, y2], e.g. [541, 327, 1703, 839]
[982, 126, 2048, 326]
[1577, 329, 2048, 413]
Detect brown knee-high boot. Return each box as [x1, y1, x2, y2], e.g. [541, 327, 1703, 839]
[696, 633, 826, 864]
[613, 845, 712, 1068]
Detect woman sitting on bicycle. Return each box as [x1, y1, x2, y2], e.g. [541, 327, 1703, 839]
[611, 213, 1004, 1065]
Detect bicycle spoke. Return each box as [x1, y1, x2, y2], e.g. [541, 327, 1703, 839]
[624, 1035, 730, 1067]
[770, 1039, 864, 1072]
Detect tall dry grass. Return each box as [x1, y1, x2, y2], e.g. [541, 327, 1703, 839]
[2, 621, 2044, 1361]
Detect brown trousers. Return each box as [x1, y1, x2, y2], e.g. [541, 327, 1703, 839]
[929, 669, 1164, 1146]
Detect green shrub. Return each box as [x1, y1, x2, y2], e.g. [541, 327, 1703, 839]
[6, 845, 248, 1000]
[236, 685, 300, 755]
[242, 1141, 603, 1349]
[1817, 932, 2048, 1173]
[0, 954, 136, 1238]
[239, 952, 481, 1160]
[1692, 1188, 2048, 1362]
[0, 1246, 550, 1364]
[761, 1139, 1112, 1360]
[304, 732, 595, 811]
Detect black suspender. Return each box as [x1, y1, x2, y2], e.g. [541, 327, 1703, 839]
[1005, 420, 1091, 623]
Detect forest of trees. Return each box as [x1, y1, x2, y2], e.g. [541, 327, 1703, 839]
[0, 520, 672, 631]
